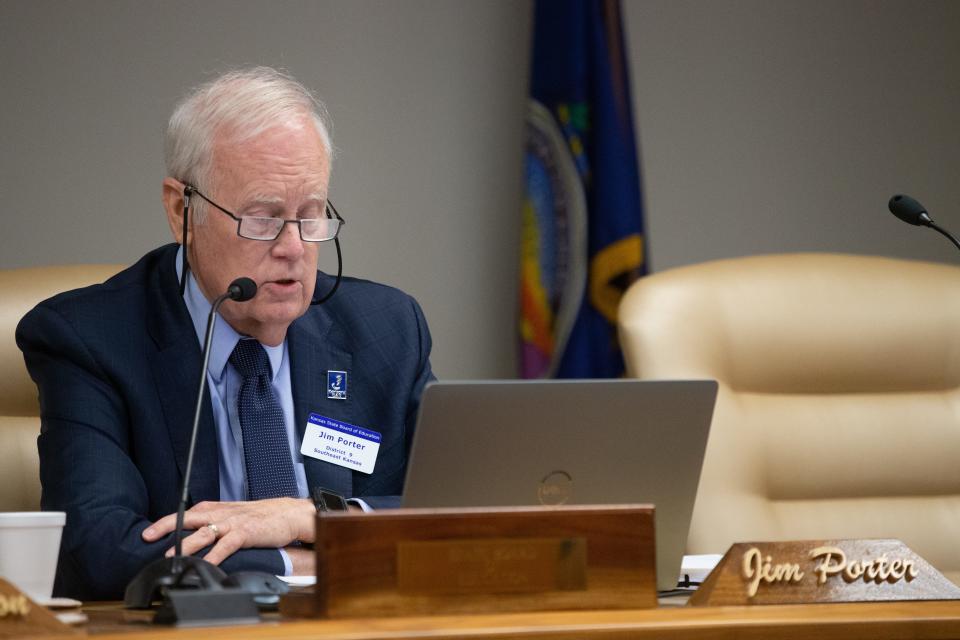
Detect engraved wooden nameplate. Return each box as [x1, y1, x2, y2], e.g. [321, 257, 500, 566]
[689, 539, 960, 606]
[0, 579, 76, 638]
[283, 504, 656, 618]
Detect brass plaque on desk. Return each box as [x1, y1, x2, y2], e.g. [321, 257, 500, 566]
[397, 537, 587, 594]
[689, 539, 960, 606]
[283, 504, 656, 618]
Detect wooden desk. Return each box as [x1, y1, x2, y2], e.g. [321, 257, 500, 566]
[65, 599, 960, 639]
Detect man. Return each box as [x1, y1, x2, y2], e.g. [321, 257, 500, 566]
[16, 67, 434, 600]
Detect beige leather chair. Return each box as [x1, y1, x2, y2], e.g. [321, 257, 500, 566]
[618, 253, 960, 585]
[0, 264, 123, 512]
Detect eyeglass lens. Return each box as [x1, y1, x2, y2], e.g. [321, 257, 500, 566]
[237, 216, 341, 242]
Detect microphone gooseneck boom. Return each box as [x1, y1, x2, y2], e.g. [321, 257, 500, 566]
[124, 277, 264, 625]
[173, 277, 258, 558]
[888, 194, 960, 252]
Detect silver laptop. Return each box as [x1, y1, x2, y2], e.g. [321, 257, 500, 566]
[401, 379, 717, 591]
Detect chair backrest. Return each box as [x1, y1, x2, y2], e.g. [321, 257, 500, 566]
[618, 253, 960, 585]
[0, 264, 124, 511]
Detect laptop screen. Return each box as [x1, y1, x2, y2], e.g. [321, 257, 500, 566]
[401, 378, 717, 592]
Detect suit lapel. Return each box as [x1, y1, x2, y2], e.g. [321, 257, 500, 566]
[146, 246, 220, 504]
[288, 305, 354, 498]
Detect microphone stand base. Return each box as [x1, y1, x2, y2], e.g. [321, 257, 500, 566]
[124, 555, 261, 626]
[154, 589, 260, 627]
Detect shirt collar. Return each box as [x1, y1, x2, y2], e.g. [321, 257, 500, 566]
[176, 246, 285, 383]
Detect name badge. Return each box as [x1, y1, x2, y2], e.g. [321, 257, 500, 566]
[301, 413, 381, 475]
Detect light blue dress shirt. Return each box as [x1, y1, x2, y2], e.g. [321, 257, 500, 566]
[177, 248, 305, 574]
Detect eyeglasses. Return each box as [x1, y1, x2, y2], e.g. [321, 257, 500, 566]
[183, 185, 344, 242]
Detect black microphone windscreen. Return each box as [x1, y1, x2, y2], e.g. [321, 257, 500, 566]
[228, 277, 258, 302]
[888, 194, 931, 226]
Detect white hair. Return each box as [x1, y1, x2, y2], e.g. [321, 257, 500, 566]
[165, 66, 334, 220]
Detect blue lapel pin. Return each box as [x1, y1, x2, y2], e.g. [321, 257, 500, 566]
[327, 370, 347, 400]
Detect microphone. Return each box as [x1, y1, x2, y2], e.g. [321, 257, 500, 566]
[888, 194, 960, 251]
[889, 194, 932, 226]
[228, 277, 257, 302]
[125, 277, 263, 625]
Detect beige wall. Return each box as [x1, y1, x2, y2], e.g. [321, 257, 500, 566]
[625, 0, 960, 271]
[3, 1, 959, 379]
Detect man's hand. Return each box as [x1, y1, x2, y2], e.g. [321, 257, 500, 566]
[142, 497, 316, 565]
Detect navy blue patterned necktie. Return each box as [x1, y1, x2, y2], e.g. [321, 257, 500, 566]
[229, 338, 299, 500]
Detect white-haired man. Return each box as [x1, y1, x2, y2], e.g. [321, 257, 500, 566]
[17, 67, 434, 600]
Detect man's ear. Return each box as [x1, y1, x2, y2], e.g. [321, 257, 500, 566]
[162, 177, 188, 244]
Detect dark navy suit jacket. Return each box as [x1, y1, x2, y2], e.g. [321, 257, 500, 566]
[16, 244, 434, 600]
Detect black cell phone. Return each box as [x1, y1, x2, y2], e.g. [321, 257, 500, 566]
[310, 486, 348, 512]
